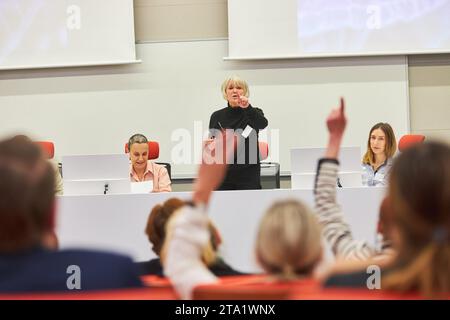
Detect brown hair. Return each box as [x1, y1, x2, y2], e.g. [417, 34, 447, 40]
[255, 200, 322, 280]
[0, 136, 56, 253]
[146, 198, 185, 256]
[383, 141, 450, 297]
[362, 123, 397, 165]
[146, 198, 221, 258]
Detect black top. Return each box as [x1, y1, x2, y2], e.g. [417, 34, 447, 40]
[136, 257, 245, 277]
[209, 104, 268, 190]
[325, 267, 394, 288]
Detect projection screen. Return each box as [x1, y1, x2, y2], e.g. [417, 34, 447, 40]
[228, 0, 450, 59]
[0, 0, 138, 70]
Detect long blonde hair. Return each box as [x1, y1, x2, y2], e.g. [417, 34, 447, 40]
[362, 123, 397, 165]
[383, 142, 450, 297]
[255, 200, 322, 280]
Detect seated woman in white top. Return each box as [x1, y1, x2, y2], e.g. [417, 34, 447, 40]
[128, 133, 172, 192]
[361, 123, 397, 186]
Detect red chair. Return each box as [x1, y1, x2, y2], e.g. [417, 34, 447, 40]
[0, 287, 177, 300]
[124, 141, 160, 160]
[193, 277, 320, 300]
[35, 141, 55, 159]
[193, 284, 290, 300]
[398, 134, 425, 152]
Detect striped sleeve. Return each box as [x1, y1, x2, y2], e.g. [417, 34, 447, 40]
[314, 159, 376, 261]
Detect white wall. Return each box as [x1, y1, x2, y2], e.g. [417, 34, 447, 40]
[133, 0, 450, 145]
[0, 40, 409, 176]
[1, 0, 448, 180]
[134, 0, 227, 41]
[409, 55, 450, 143]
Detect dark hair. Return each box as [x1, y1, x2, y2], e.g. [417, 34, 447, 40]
[146, 198, 185, 255]
[384, 141, 450, 296]
[0, 136, 55, 253]
[145, 198, 222, 256]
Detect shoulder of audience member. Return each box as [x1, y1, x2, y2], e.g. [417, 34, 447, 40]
[320, 256, 393, 287]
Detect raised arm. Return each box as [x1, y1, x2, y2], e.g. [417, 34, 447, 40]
[314, 98, 376, 261]
[164, 133, 232, 299]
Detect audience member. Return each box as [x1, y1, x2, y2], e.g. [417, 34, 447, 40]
[139, 198, 241, 277]
[0, 137, 142, 292]
[162, 133, 323, 299]
[319, 100, 449, 297]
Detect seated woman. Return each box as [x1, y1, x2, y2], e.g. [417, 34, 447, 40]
[361, 122, 397, 186]
[314, 100, 394, 261]
[137, 197, 241, 277]
[317, 99, 449, 297]
[128, 133, 171, 192]
[161, 135, 323, 299]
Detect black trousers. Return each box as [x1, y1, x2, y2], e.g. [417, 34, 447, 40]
[217, 164, 261, 191]
[217, 181, 261, 190]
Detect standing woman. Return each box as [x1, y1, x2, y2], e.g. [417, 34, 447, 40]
[208, 76, 268, 190]
[362, 123, 397, 186]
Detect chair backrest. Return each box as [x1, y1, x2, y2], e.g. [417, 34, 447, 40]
[125, 141, 160, 160]
[0, 287, 177, 300]
[193, 284, 290, 300]
[398, 134, 425, 152]
[156, 162, 172, 180]
[193, 277, 319, 300]
[35, 141, 54, 159]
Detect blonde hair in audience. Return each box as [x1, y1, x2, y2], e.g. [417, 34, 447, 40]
[221, 76, 249, 100]
[362, 122, 397, 165]
[255, 200, 322, 280]
[382, 142, 450, 297]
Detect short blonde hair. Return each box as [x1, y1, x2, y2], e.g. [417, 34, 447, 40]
[221, 76, 249, 100]
[255, 200, 322, 280]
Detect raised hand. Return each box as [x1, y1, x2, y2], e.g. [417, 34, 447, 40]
[326, 97, 346, 137]
[238, 95, 249, 108]
[193, 132, 235, 205]
[325, 97, 347, 159]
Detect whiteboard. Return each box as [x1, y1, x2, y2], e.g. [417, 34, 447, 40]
[0, 0, 137, 70]
[0, 40, 409, 177]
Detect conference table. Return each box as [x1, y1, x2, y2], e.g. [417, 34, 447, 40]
[56, 186, 386, 273]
